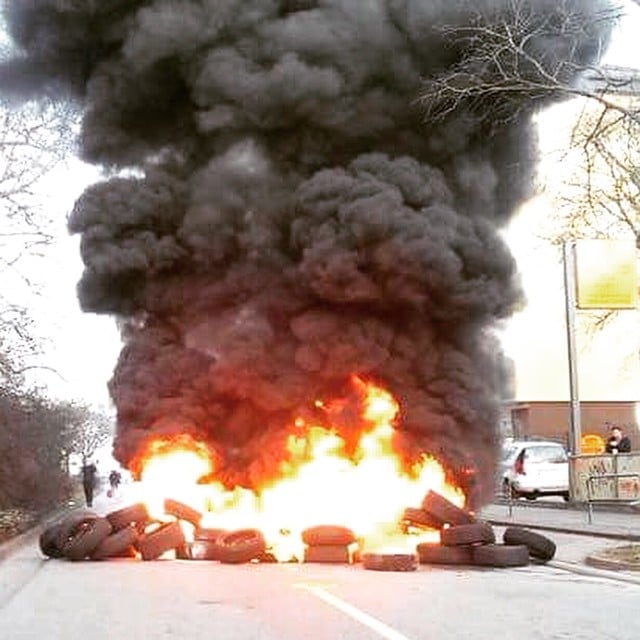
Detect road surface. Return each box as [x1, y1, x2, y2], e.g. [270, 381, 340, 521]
[1, 514, 639, 639]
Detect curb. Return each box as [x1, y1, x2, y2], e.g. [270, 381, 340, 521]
[549, 559, 640, 586]
[487, 519, 640, 542]
[492, 498, 640, 515]
[584, 548, 640, 572]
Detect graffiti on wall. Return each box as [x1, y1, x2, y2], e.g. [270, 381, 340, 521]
[572, 453, 640, 502]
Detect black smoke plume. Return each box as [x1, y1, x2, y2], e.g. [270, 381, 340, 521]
[0, 1, 614, 507]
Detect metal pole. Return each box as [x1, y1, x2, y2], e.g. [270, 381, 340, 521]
[563, 241, 581, 501]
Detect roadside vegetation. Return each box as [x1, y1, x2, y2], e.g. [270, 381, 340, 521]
[0, 98, 112, 541]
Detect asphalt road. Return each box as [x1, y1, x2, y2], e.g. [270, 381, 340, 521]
[1, 521, 639, 639]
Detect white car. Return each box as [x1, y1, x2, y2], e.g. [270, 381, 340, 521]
[500, 440, 569, 501]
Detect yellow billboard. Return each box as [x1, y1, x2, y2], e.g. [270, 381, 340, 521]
[575, 239, 638, 310]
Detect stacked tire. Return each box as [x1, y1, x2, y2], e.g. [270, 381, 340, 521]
[176, 527, 228, 560]
[413, 491, 532, 568]
[39, 511, 114, 561]
[301, 525, 357, 564]
[216, 529, 267, 564]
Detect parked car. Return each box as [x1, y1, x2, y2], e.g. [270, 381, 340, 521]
[500, 439, 569, 501]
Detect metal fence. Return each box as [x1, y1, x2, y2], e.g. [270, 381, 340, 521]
[570, 453, 640, 522]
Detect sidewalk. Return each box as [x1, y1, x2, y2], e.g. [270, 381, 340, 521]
[481, 500, 640, 541]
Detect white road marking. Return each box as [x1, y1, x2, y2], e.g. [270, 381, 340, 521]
[296, 583, 413, 640]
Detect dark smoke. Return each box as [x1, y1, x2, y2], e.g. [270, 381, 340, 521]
[1, 0, 614, 507]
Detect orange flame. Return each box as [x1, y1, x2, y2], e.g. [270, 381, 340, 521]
[132, 435, 214, 520]
[135, 377, 464, 558]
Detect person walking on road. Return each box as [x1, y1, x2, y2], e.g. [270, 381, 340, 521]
[108, 469, 122, 497]
[81, 460, 98, 507]
[605, 426, 631, 454]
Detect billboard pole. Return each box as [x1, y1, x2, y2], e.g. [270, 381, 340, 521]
[563, 241, 581, 500]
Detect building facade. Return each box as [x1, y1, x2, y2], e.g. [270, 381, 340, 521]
[502, 400, 639, 451]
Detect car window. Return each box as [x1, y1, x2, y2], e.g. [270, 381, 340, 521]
[524, 446, 568, 463]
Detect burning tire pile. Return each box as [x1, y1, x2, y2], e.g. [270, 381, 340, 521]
[406, 491, 556, 568]
[39, 492, 555, 570]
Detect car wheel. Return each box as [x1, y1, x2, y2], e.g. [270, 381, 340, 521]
[503, 527, 556, 562]
[524, 492, 537, 501]
[562, 492, 570, 502]
[217, 529, 266, 564]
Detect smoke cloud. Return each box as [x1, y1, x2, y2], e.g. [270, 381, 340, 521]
[0, 0, 614, 506]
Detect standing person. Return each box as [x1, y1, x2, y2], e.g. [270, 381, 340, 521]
[81, 460, 97, 507]
[605, 426, 631, 454]
[108, 469, 122, 497]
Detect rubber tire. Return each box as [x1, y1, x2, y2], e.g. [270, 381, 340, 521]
[416, 543, 474, 565]
[503, 527, 556, 561]
[39, 523, 65, 558]
[401, 508, 442, 530]
[217, 529, 266, 564]
[163, 498, 203, 527]
[54, 511, 98, 547]
[138, 521, 186, 561]
[304, 545, 352, 563]
[361, 552, 417, 572]
[301, 525, 356, 546]
[421, 491, 475, 526]
[194, 527, 228, 543]
[62, 517, 113, 561]
[441, 522, 495, 547]
[91, 525, 139, 560]
[472, 544, 529, 568]
[106, 503, 150, 532]
[176, 540, 221, 560]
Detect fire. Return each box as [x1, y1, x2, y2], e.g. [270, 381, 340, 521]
[133, 435, 214, 520]
[134, 377, 464, 559]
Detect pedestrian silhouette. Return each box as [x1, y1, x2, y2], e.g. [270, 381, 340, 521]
[81, 461, 97, 507]
[108, 469, 122, 497]
[605, 426, 631, 454]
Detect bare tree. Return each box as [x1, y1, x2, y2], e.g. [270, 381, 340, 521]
[418, 0, 638, 127]
[0, 99, 78, 278]
[62, 402, 114, 464]
[0, 98, 79, 389]
[546, 98, 640, 245]
[537, 96, 639, 365]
